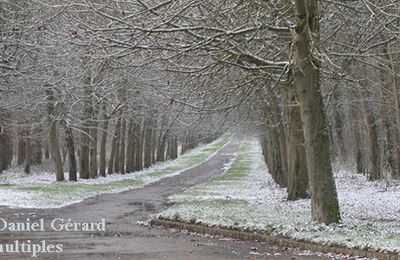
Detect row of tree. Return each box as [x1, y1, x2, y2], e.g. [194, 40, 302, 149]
[1, 0, 399, 225]
[0, 1, 225, 181]
[257, 0, 400, 225]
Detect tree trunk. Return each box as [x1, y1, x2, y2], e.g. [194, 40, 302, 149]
[166, 136, 172, 160]
[0, 116, 13, 173]
[263, 130, 276, 181]
[113, 120, 121, 174]
[268, 90, 288, 188]
[362, 98, 381, 181]
[32, 139, 42, 165]
[49, 122, 64, 181]
[180, 133, 187, 155]
[17, 130, 26, 166]
[0, 137, 5, 173]
[277, 125, 288, 187]
[157, 133, 167, 162]
[31, 126, 42, 165]
[286, 83, 309, 200]
[126, 121, 134, 173]
[46, 89, 64, 182]
[119, 118, 126, 174]
[79, 128, 90, 179]
[109, 116, 122, 174]
[151, 129, 157, 164]
[171, 135, 178, 159]
[64, 126, 77, 181]
[326, 85, 348, 164]
[44, 143, 50, 159]
[350, 106, 365, 174]
[24, 128, 31, 174]
[107, 119, 121, 175]
[114, 143, 120, 173]
[131, 122, 138, 172]
[293, 0, 340, 224]
[134, 123, 143, 171]
[270, 128, 286, 187]
[89, 124, 98, 178]
[382, 38, 400, 177]
[144, 124, 152, 168]
[99, 109, 109, 177]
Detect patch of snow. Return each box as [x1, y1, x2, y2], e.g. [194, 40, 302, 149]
[160, 138, 400, 254]
[0, 189, 37, 208]
[0, 136, 230, 208]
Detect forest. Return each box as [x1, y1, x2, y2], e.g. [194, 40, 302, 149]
[0, 0, 399, 233]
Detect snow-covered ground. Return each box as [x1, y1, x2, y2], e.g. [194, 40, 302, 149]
[159, 139, 400, 254]
[0, 136, 230, 208]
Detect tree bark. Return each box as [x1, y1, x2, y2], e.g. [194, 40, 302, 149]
[113, 118, 121, 174]
[79, 129, 90, 179]
[134, 123, 143, 171]
[293, 0, 340, 224]
[362, 98, 381, 181]
[46, 89, 64, 182]
[171, 135, 178, 159]
[263, 130, 275, 180]
[89, 123, 98, 178]
[156, 125, 167, 162]
[180, 132, 188, 155]
[144, 123, 153, 168]
[126, 121, 134, 173]
[382, 38, 400, 177]
[269, 128, 286, 187]
[350, 106, 365, 174]
[118, 118, 126, 174]
[79, 84, 92, 179]
[44, 143, 50, 160]
[64, 126, 77, 181]
[157, 132, 167, 162]
[277, 125, 288, 187]
[166, 136, 172, 160]
[0, 115, 13, 173]
[99, 108, 109, 177]
[107, 118, 121, 175]
[286, 83, 309, 200]
[32, 136, 42, 166]
[17, 130, 26, 166]
[151, 128, 157, 164]
[23, 128, 31, 174]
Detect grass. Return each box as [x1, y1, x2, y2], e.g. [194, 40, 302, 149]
[18, 179, 144, 195]
[0, 135, 231, 208]
[162, 141, 253, 207]
[15, 179, 145, 206]
[160, 139, 400, 254]
[174, 141, 252, 200]
[212, 142, 252, 182]
[0, 183, 13, 188]
[148, 136, 230, 178]
[167, 198, 253, 226]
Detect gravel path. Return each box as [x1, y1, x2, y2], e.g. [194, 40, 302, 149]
[0, 140, 330, 259]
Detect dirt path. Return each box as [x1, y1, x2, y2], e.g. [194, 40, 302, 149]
[0, 140, 330, 259]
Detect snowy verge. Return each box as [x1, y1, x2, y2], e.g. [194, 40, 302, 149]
[159, 138, 400, 254]
[0, 135, 231, 208]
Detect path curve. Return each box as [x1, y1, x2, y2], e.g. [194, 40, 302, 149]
[0, 140, 328, 259]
